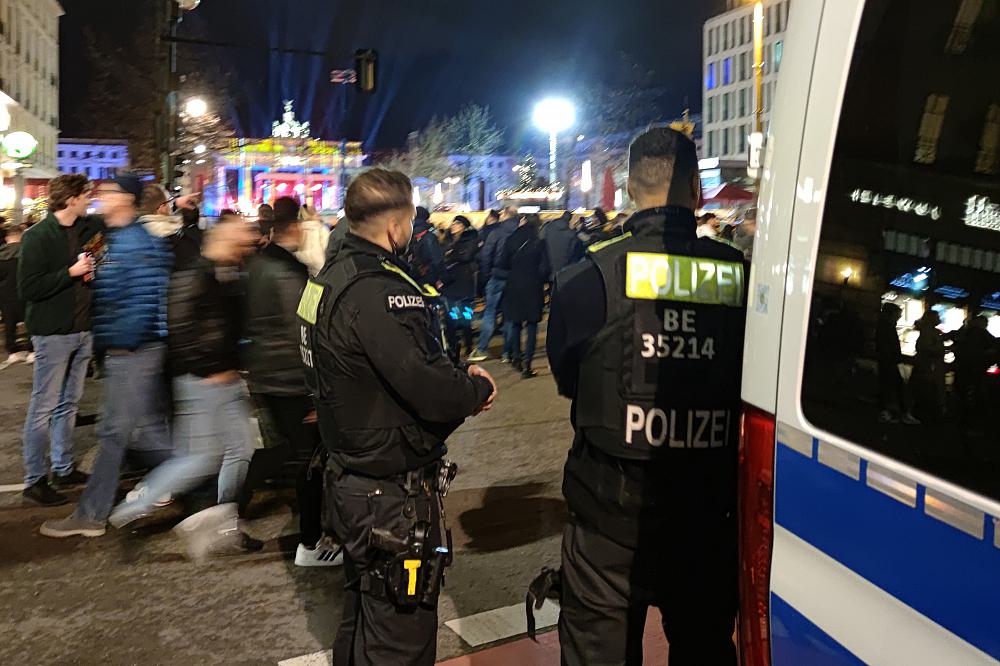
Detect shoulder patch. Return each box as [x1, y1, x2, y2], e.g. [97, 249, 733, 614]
[587, 231, 633, 254]
[386, 294, 426, 312]
[297, 281, 326, 325]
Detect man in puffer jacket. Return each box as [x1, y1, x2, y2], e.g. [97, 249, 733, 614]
[40, 175, 175, 539]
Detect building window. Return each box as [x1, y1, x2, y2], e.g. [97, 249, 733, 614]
[706, 62, 717, 90]
[740, 15, 746, 45]
[739, 88, 747, 117]
[71, 151, 77, 158]
[723, 22, 729, 50]
[707, 96, 715, 123]
[914, 94, 950, 164]
[723, 93, 730, 121]
[707, 131, 714, 157]
[775, 41, 784, 72]
[739, 52, 747, 81]
[975, 102, 1000, 175]
[723, 128, 730, 155]
[723, 58, 732, 85]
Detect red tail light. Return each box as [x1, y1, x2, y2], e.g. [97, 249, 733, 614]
[738, 404, 776, 666]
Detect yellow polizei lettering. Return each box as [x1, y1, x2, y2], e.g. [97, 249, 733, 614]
[404, 559, 422, 595]
[625, 253, 744, 306]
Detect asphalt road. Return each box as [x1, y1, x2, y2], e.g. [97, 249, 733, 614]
[0, 340, 574, 665]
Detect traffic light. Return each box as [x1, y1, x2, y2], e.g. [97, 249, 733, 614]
[355, 49, 378, 94]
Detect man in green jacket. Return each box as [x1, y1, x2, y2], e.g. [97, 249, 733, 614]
[18, 173, 104, 506]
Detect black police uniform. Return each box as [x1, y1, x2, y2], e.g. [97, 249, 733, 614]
[297, 233, 493, 666]
[546, 206, 747, 666]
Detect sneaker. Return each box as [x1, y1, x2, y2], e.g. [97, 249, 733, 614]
[209, 528, 265, 558]
[0, 352, 25, 370]
[467, 351, 488, 363]
[512, 357, 523, 372]
[109, 492, 156, 529]
[40, 514, 106, 538]
[22, 478, 68, 507]
[878, 410, 899, 424]
[126, 485, 173, 508]
[174, 503, 262, 562]
[25, 352, 35, 364]
[295, 540, 344, 567]
[51, 469, 90, 489]
[522, 368, 538, 379]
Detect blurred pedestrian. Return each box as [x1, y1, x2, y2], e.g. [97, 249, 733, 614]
[407, 206, 445, 288]
[499, 214, 550, 378]
[442, 215, 479, 358]
[542, 210, 584, 276]
[478, 209, 501, 251]
[295, 203, 331, 276]
[243, 196, 343, 566]
[110, 215, 263, 560]
[912, 310, 947, 421]
[0, 223, 32, 370]
[40, 175, 174, 538]
[876, 303, 918, 425]
[135, 185, 197, 269]
[468, 205, 520, 362]
[18, 174, 103, 506]
[257, 203, 275, 238]
[733, 208, 757, 260]
[697, 213, 720, 238]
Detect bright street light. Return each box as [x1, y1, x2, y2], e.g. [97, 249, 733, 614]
[193, 144, 207, 155]
[533, 97, 576, 185]
[185, 97, 208, 118]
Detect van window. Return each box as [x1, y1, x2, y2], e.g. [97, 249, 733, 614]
[801, 0, 1000, 502]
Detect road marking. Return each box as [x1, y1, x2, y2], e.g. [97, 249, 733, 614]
[0, 483, 25, 493]
[445, 601, 560, 648]
[278, 650, 331, 666]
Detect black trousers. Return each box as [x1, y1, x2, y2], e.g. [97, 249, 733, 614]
[0, 299, 28, 354]
[558, 518, 737, 666]
[243, 393, 324, 547]
[328, 469, 441, 666]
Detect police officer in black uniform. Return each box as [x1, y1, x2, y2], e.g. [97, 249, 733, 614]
[547, 127, 747, 665]
[297, 169, 497, 666]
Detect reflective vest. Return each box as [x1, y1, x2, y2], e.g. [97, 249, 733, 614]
[573, 225, 748, 461]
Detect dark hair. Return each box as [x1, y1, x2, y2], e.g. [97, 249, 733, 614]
[181, 205, 200, 227]
[257, 204, 275, 220]
[593, 207, 609, 226]
[345, 168, 413, 227]
[219, 209, 240, 221]
[628, 126, 699, 199]
[48, 174, 91, 212]
[138, 184, 168, 216]
[486, 209, 500, 221]
[273, 197, 301, 224]
[453, 215, 472, 229]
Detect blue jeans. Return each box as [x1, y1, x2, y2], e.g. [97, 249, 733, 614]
[123, 374, 254, 516]
[22, 332, 93, 486]
[76, 343, 173, 522]
[475, 277, 508, 355]
[509, 321, 539, 369]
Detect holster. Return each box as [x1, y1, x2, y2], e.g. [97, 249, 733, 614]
[525, 566, 562, 641]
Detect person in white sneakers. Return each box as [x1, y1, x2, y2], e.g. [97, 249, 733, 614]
[0, 222, 33, 371]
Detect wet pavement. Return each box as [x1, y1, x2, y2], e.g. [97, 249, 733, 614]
[0, 342, 575, 665]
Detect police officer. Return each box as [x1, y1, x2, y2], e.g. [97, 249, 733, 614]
[547, 127, 747, 665]
[297, 169, 497, 665]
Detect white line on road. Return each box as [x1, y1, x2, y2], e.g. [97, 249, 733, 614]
[278, 650, 331, 666]
[445, 600, 560, 648]
[0, 483, 25, 493]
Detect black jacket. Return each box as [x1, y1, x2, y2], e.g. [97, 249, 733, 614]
[245, 243, 310, 395]
[500, 224, 550, 323]
[442, 228, 479, 301]
[307, 234, 493, 477]
[407, 217, 445, 286]
[543, 215, 584, 277]
[167, 256, 244, 378]
[0, 242, 22, 307]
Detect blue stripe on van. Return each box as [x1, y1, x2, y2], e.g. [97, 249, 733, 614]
[771, 593, 865, 666]
[774, 443, 1000, 659]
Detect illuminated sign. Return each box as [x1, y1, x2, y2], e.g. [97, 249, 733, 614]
[890, 267, 932, 292]
[848, 189, 942, 220]
[963, 195, 1000, 232]
[1, 131, 38, 160]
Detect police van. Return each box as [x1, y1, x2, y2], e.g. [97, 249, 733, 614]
[739, 0, 1000, 664]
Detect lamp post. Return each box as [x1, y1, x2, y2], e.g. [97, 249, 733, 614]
[752, 1, 764, 134]
[533, 98, 576, 186]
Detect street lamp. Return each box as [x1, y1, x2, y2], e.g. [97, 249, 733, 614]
[193, 144, 207, 155]
[533, 98, 576, 185]
[185, 97, 208, 118]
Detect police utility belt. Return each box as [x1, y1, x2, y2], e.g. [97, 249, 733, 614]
[362, 460, 459, 608]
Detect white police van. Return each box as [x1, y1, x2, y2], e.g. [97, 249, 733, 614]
[739, 0, 1000, 664]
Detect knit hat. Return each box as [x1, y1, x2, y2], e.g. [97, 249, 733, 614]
[113, 174, 144, 204]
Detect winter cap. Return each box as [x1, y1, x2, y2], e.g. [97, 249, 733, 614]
[453, 215, 472, 229]
[415, 206, 430, 222]
[113, 174, 144, 204]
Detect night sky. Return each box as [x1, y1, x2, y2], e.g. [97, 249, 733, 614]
[59, 0, 725, 150]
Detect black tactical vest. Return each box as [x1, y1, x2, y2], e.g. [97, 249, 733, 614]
[296, 245, 450, 458]
[573, 209, 748, 461]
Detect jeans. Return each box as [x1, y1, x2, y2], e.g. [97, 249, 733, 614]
[508, 321, 538, 369]
[76, 343, 173, 522]
[22, 332, 93, 486]
[474, 277, 507, 355]
[124, 373, 254, 516]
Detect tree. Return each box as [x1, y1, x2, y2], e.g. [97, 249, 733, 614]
[380, 118, 454, 183]
[443, 104, 504, 157]
[513, 153, 544, 189]
[176, 103, 233, 158]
